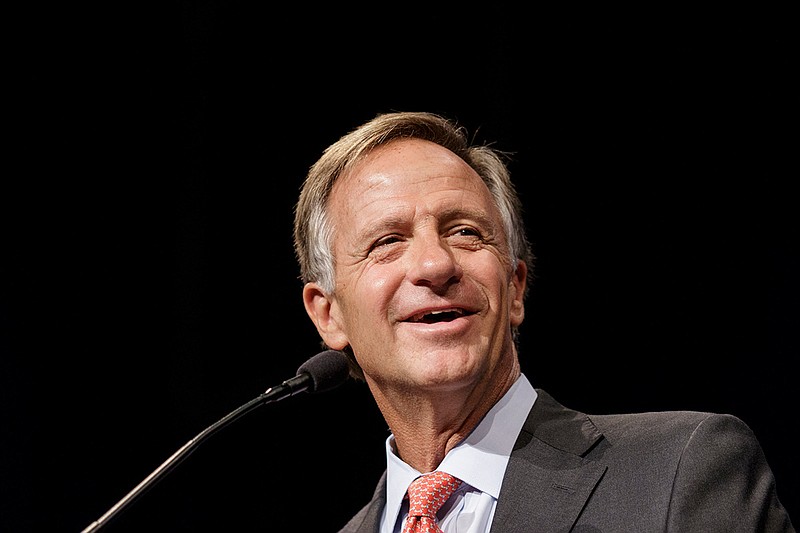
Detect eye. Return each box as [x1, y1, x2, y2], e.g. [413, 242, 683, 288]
[367, 234, 406, 262]
[446, 226, 486, 250]
[372, 234, 403, 250]
[450, 226, 482, 239]
[456, 227, 480, 237]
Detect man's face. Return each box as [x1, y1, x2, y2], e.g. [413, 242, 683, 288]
[304, 138, 526, 395]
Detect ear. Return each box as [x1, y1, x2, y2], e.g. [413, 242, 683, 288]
[509, 259, 527, 327]
[302, 282, 350, 350]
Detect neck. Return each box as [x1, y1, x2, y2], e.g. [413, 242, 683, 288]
[368, 356, 520, 473]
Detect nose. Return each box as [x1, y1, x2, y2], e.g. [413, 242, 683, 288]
[406, 232, 462, 289]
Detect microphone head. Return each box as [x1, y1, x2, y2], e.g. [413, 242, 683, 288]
[296, 350, 350, 393]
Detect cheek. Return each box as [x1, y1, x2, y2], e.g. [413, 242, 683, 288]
[349, 264, 394, 301]
[361, 280, 393, 325]
[337, 273, 393, 326]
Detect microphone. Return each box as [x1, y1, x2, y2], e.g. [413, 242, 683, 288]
[81, 350, 350, 532]
[263, 348, 351, 400]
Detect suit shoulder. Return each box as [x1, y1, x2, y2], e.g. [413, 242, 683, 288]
[588, 409, 758, 453]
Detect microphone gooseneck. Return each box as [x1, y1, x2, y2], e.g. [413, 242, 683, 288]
[81, 350, 350, 532]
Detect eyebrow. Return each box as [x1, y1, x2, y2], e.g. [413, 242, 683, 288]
[353, 206, 498, 243]
[437, 206, 497, 231]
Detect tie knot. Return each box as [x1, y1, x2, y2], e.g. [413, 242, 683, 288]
[405, 471, 462, 521]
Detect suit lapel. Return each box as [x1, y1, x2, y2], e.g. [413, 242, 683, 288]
[490, 389, 607, 533]
[340, 473, 387, 533]
[350, 502, 384, 533]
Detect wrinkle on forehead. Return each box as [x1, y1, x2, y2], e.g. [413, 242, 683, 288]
[329, 137, 498, 246]
[341, 174, 493, 232]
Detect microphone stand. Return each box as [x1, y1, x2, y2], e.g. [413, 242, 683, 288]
[81, 373, 312, 532]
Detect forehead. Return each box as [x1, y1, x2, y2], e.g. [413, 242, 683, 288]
[335, 138, 484, 197]
[327, 138, 499, 240]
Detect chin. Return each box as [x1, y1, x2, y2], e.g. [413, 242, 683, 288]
[415, 357, 481, 389]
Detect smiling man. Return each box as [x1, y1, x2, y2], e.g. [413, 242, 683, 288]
[292, 111, 794, 532]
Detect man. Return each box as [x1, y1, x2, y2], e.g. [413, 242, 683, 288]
[293, 111, 794, 532]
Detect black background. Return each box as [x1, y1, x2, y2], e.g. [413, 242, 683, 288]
[3, 4, 797, 532]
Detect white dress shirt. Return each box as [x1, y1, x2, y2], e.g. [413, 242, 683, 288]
[379, 374, 537, 533]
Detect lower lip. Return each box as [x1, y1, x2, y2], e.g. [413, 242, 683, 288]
[400, 315, 472, 334]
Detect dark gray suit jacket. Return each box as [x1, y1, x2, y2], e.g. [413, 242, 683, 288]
[338, 389, 794, 532]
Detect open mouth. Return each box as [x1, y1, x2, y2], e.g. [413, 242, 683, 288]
[407, 309, 469, 324]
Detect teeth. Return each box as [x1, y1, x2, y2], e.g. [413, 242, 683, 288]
[411, 309, 463, 322]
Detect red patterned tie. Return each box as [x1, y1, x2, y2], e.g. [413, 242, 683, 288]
[401, 471, 463, 533]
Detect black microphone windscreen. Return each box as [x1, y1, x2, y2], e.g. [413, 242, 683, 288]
[296, 350, 350, 393]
